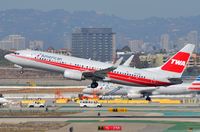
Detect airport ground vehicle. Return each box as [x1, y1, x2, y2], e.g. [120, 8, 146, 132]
[28, 102, 45, 108]
[5, 44, 194, 88]
[79, 100, 102, 108]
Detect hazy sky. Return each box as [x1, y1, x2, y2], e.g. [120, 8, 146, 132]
[1, 0, 200, 19]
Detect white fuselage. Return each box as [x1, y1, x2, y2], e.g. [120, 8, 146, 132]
[5, 50, 174, 86]
[83, 82, 200, 96]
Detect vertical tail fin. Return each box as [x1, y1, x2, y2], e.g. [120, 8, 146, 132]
[191, 76, 200, 85]
[160, 44, 195, 78]
[188, 76, 200, 91]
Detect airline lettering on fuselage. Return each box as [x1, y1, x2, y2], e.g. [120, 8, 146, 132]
[38, 54, 62, 61]
[171, 59, 186, 66]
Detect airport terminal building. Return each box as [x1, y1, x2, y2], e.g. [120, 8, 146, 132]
[72, 28, 116, 62]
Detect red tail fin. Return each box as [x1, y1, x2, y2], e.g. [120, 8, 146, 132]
[160, 44, 194, 75]
[161, 52, 190, 73]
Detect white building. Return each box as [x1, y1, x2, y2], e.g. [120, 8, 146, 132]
[160, 34, 169, 51]
[128, 40, 144, 53]
[29, 40, 44, 50]
[0, 35, 25, 50]
[187, 30, 198, 53]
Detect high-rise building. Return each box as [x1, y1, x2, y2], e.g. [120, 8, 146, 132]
[7, 35, 25, 50]
[176, 37, 187, 50]
[187, 31, 198, 53]
[29, 40, 44, 50]
[160, 34, 169, 51]
[72, 28, 115, 62]
[0, 35, 25, 50]
[0, 40, 11, 50]
[63, 32, 71, 50]
[128, 40, 144, 53]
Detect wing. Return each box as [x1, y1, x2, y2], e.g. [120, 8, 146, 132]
[82, 57, 123, 80]
[123, 55, 134, 66]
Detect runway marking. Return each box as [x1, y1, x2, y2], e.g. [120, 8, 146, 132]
[1, 116, 200, 118]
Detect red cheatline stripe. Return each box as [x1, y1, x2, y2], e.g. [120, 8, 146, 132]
[192, 83, 200, 85]
[13, 55, 170, 86]
[108, 73, 169, 86]
[188, 87, 200, 91]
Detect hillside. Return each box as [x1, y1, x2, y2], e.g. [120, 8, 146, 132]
[0, 9, 200, 48]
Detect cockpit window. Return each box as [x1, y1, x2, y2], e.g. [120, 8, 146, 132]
[13, 52, 20, 55]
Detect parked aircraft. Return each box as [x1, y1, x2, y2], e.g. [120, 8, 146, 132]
[83, 76, 200, 101]
[5, 44, 194, 88]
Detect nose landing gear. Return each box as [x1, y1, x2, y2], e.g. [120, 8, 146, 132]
[19, 67, 24, 74]
[20, 69, 24, 74]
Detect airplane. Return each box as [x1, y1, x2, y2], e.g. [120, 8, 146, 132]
[4, 44, 194, 88]
[122, 55, 134, 67]
[82, 76, 200, 101]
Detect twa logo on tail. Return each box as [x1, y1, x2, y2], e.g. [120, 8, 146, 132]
[150, 44, 194, 78]
[161, 52, 190, 73]
[171, 59, 186, 66]
[157, 44, 194, 77]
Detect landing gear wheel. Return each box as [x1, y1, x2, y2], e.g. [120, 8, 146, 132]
[20, 69, 24, 74]
[146, 96, 151, 101]
[91, 81, 98, 88]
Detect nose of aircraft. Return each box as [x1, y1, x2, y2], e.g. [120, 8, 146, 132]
[4, 54, 10, 60]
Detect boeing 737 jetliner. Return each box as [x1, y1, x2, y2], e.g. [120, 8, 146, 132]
[83, 76, 200, 101]
[4, 44, 194, 88]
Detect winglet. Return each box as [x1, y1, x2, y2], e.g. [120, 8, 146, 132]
[113, 57, 123, 68]
[123, 55, 134, 66]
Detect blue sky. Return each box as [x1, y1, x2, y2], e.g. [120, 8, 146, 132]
[1, 0, 200, 19]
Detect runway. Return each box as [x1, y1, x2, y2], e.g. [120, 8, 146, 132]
[1, 115, 200, 118]
[0, 103, 200, 131]
[0, 94, 200, 131]
[0, 116, 200, 132]
[1, 103, 200, 119]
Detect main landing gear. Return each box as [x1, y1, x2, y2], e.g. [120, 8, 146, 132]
[91, 81, 98, 88]
[145, 95, 151, 102]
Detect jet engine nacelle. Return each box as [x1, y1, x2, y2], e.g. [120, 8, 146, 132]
[127, 93, 143, 99]
[64, 70, 84, 80]
[14, 64, 23, 69]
